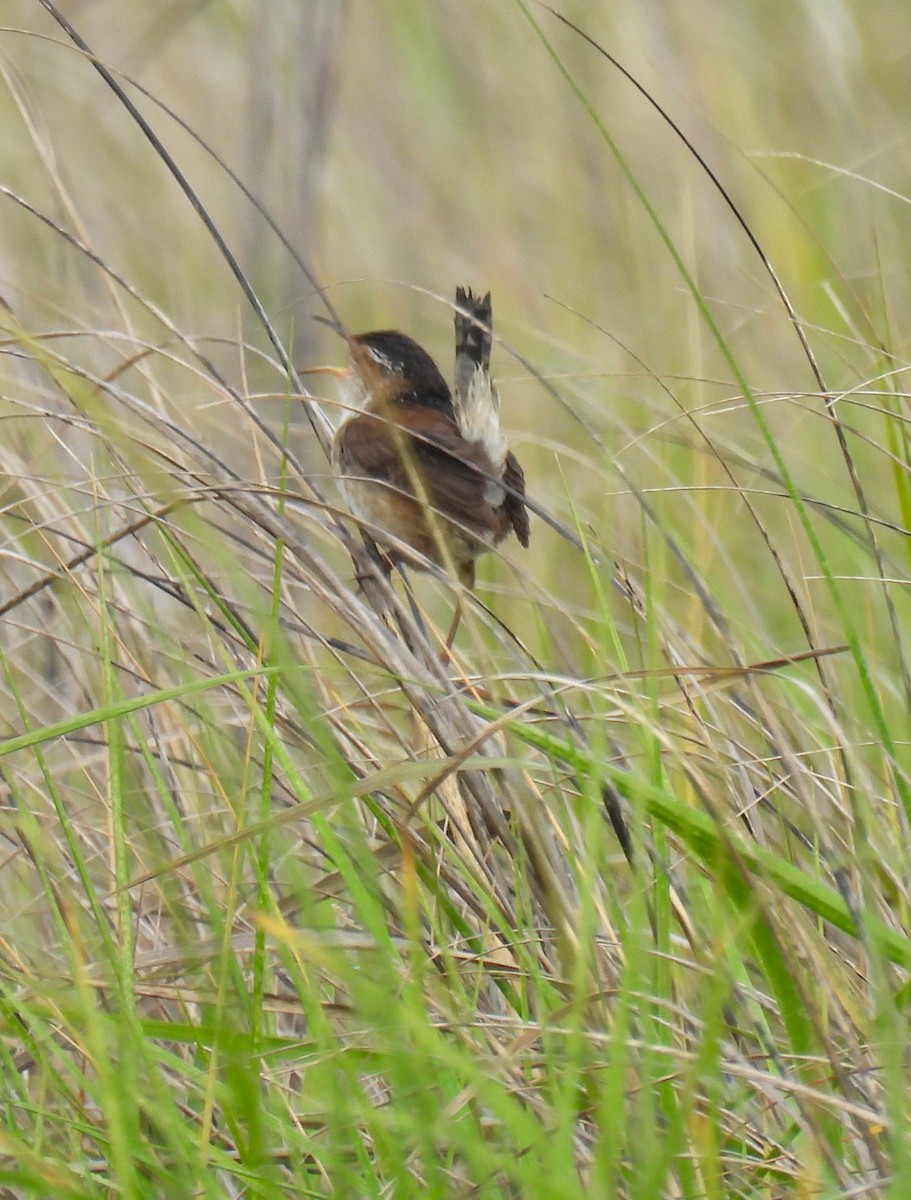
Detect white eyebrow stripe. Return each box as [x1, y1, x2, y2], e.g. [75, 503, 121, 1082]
[367, 346, 398, 372]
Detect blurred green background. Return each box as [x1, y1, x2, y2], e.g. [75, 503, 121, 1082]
[5, 0, 911, 681]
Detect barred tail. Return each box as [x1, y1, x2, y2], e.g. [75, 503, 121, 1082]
[454, 286, 492, 401]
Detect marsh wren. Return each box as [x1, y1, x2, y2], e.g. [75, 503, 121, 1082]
[321, 288, 529, 594]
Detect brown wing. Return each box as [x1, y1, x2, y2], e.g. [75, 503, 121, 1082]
[335, 409, 499, 542]
[337, 407, 529, 554]
[502, 451, 530, 547]
[405, 408, 505, 541]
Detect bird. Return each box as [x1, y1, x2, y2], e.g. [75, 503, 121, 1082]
[313, 289, 529, 612]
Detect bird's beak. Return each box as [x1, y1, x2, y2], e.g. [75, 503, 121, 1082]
[304, 314, 356, 379]
[296, 365, 349, 379]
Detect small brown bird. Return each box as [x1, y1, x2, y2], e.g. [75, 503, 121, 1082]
[324, 289, 529, 597]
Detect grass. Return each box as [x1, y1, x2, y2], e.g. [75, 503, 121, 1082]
[2, 1, 911, 1196]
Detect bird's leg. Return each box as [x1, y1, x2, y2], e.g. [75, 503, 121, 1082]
[348, 537, 397, 635]
[394, 561, 431, 644]
[441, 603, 462, 658]
[351, 543, 431, 653]
[442, 560, 475, 654]
[353, 534, 393, 586]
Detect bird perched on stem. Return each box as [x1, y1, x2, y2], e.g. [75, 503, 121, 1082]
[306, 289, 528, 633]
